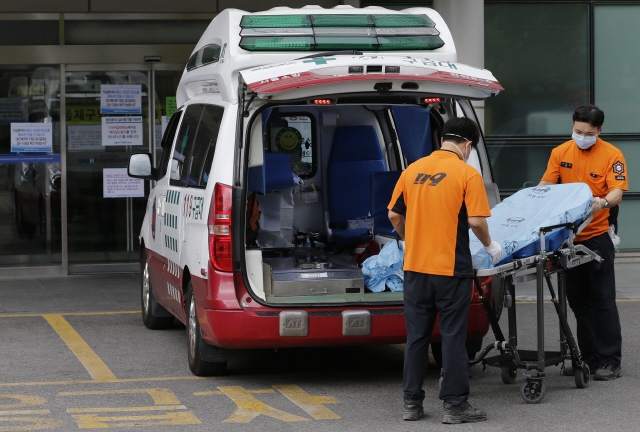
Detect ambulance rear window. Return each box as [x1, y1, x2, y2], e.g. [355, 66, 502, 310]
[265, 113, 316, 179]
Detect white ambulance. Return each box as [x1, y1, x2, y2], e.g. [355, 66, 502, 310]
[128, 5, 504, 376]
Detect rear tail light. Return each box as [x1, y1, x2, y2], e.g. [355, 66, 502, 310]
[208, 183, 233, 272]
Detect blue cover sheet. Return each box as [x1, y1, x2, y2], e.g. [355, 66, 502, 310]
[470, 183, 593, 270]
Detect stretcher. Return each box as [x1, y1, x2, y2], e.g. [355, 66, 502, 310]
[471, 216, 603, 403]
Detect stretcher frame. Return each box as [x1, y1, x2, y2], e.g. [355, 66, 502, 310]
[471, 215, 603, 403]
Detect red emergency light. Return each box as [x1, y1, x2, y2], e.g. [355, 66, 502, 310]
[313, 99, 333, 105]
[423, 97, 441, 104]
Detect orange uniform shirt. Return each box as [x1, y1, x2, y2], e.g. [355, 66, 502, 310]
[541, 137, 628, 242]
[388, 150, 491, 277]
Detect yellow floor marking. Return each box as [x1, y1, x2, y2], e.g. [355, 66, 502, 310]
[43, 314, 118, 382]
[0, 417, 63, 429]
[390, 344, 405, 352]
[0, 394, 47, 410]
[0, 311, 139, 318]
[68, 405, 186, 413]
[206, 386, 310, 423]
[273, 384, 340, 420]
[60, 388, 181, 406]
[70, 412, 201, 428]
[0, 409, 50, 415]
[0, 376, 208, 388]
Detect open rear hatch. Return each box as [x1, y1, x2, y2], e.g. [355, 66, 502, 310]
[238, 54, 503, 306]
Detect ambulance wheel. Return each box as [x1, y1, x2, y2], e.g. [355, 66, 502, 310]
[186, 281, 227, 376]
[520, 380, 546, 403]
[575, 365, 590, 389]
[141, 261, 174, 330]
[501, 367, 517, 384]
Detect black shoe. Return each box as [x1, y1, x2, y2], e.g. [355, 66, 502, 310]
[442, 400, 486, 424]
[403, 402, 424, 421]
[594, 364, 621, 381]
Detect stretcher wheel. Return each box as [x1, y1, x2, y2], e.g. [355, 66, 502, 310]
[575, 365, 590, 389]
[520, 380, 546, 403]
[501, 367, 517, 384]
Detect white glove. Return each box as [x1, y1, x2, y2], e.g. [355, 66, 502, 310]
[484, 240, 503, 265]
[590, 197, 602, 214]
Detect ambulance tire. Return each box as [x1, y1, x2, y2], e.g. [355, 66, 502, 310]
[141, 261, 175, 330]
[186, 281, 227, 376]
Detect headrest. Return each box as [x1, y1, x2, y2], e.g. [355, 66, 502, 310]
[248, 152, 295, 194]
[329, 126, 383, 163]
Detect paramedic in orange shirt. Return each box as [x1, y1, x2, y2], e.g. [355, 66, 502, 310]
[388, 117, 502, 424]
[539, 104, 627, 381]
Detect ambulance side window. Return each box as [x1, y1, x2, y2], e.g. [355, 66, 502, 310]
[170, 104, 204, 186]
[187, 104, 224, 188]
[156, 110, 182, 180]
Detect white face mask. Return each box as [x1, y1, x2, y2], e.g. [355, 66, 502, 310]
[572, 133, 597, 150]
[447, 141, 470, 162]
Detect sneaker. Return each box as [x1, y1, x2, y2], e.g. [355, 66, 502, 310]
[594, 364, 622, 381]
[403, 402, 424, 421]
[442, 400, 486, 424]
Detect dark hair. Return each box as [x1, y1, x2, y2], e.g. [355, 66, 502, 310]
[573, 105, 604, 128]
[442, 117, 480, 147]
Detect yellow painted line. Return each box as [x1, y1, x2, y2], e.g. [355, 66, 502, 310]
[0, 311, 139, 318]
[0, 376, 209, 388]
[68, 405, 186, 413]
[215, 386, 310, 423]
[0, 417, 63, 428]
[70, 412, 201, 428]
[60, 388, 181, 406]
[43, 314, 118, 382]
[274, 384, 340, 420]
[390, 344, 405, 352]
[0, 409, 50, 415]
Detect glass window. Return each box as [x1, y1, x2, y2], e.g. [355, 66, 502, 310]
[170, 104, 204, 186]
[65, 20, 210, 45]
[484, 3, 589, 136]
[594, 5, 640, 133]
[0, 66, 61, 266]
[265, 113, 316, 179]
[616, 199, 640, 249]
[487, 141, 556, 194]
[157, 110, 182, 180]
[188, 104, 224, 187]
[360, 1, 433, 10]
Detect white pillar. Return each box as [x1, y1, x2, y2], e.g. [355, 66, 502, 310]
[433, 0, 485, 128]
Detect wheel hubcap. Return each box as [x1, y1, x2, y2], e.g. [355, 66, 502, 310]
[142, 264, 150, 313]
[189, 296, 197, 360]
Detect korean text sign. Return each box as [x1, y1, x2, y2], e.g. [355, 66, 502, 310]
[100, 85, 142, 114]
[10, 123, 53, 152]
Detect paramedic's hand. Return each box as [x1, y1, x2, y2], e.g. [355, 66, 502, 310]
[484, 240, 503, 265]
[590, 197, 602, 214]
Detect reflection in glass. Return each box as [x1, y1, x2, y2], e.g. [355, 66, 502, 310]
[485, 4, 589, 136]
[487, 141, 556, 194]
[0, 66, 61, 266]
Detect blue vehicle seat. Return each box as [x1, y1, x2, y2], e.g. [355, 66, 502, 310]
[327, 126, 386, 247]
[370, 170, 402, 237]
[247, 152, 295, 194]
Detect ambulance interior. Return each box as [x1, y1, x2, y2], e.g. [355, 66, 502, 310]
[243, 98, 498, 305]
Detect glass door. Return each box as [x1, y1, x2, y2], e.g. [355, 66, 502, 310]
[0, 66, 62, 268]
[64, 65, 184, 270]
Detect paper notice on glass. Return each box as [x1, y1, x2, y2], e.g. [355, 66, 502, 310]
[103, 168, 145, 198]
[102, 116, 143, 146]
[100, 84, 142, 114]
[166, 97, 177, 117]
[0, 98, 28, 124]
[68, 124, 104, 152]
[11, 123, 53, 152]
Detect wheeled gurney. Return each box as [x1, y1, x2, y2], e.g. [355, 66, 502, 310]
[470, 216, 603, 403]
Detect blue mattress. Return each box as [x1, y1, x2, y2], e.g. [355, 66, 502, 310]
[470, 183, 592, 270]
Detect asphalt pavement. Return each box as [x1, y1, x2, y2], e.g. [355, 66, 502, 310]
[0, 255, 638, 431]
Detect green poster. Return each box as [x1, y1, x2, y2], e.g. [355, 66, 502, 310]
[166, 97, 177, 117]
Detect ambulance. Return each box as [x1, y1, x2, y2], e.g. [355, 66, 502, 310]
[128, 5, 504, 375]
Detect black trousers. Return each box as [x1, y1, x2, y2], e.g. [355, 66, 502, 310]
[403, 271, 471, 406]
[565, 232, 622, 365]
